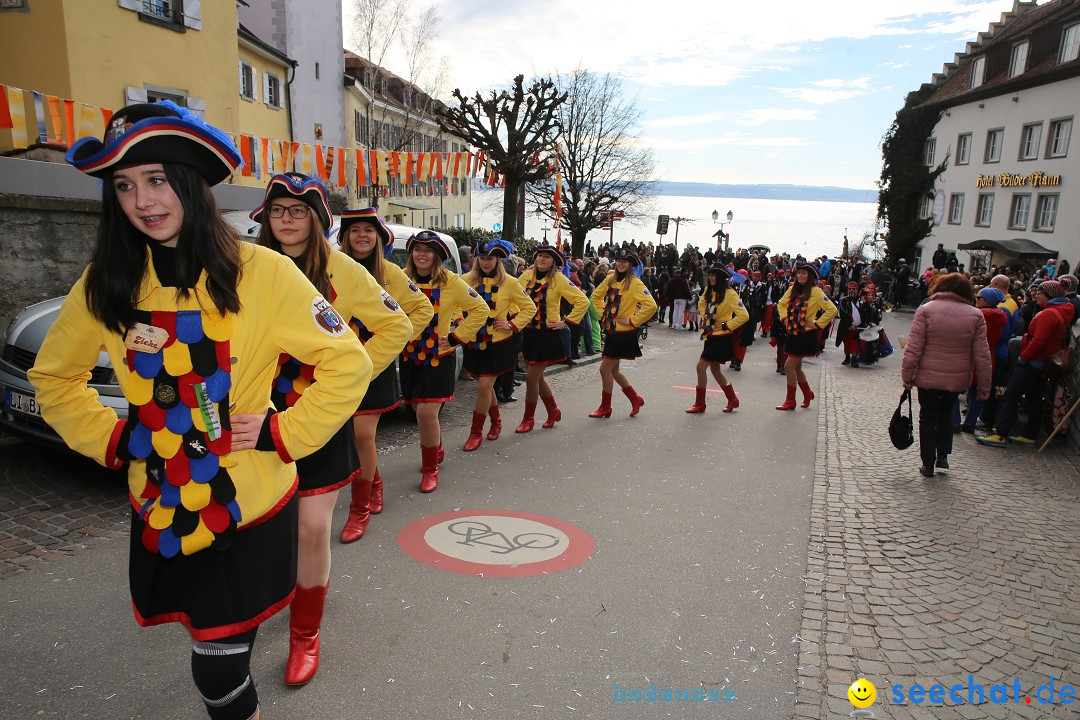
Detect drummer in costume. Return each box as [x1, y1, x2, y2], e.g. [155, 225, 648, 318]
[588, 249, 657, 418]
[401, 231, 489, 491]
[337, 208, 433, 540]
[461, 239, 537, 450]
[775, 263, 837, 410]
[835, 281, 876, 368]
[252, 178, 410, 686]
[686, 264, 749, 413]
[516, 244, 591, 432]
[30, 102, 371, 719]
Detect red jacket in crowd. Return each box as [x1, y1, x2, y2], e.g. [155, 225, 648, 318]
[1020, 300, 1075, 365]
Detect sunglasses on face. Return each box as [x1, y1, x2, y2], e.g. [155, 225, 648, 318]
[268, 204, 311, 219]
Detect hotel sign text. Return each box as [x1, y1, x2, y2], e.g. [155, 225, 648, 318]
[976, 171, 1062, 188]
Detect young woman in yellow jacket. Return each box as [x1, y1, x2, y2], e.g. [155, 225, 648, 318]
[461, 239, 537, 450]
[588, 250, 657, 417]
[775, 263, 838, 410]
[402, 232, 490, 491]
[516, 244, 591, 432]
[337, 208, 433, 541]
[252, 177, 411, 686]
[686, 265, 750, 414]
[31, 102, 371, 720]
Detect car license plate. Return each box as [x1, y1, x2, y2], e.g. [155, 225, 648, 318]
[6, 388, 41, 417]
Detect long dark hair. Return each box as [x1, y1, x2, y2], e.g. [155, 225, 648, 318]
[703, 269, 730, 305]
[257, 211, 332, 298]
[85, 163, 241, 334]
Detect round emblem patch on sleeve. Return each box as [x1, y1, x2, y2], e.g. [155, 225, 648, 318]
[467, 288, 481, 299]
[407, 280, 421, 293]
[381, 291, 400, 312]
[312, 297, 347, 336]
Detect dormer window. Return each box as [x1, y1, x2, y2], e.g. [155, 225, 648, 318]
[403, 86, 412, 106]
[1062, 23, 1080, 63]
[363, 69, 372, 88]
[1009, 41, 1029, 77]
[380, 78, 388, 95]
[969, 56, 985, 88]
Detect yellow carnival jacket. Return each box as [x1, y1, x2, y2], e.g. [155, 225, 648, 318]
[377, 258, 435, 340]
[698, 287, 750, 337]
[401, 270, 490, 364]
[777, 285, 838, 335]
[591, 273, 658, 333]
[518, 269, 591, 328]
[465, 275, 538, 347]
[28, 243, 371, 558]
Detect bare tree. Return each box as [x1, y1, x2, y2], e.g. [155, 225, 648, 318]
[528, 69, 656, 258]
[435, 75, 567, 241]
[351, 0, 408, 83]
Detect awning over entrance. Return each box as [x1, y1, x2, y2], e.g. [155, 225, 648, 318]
[957, 238, 1059, 259]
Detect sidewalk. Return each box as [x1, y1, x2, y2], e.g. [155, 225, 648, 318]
[794, 316, 1080, 720]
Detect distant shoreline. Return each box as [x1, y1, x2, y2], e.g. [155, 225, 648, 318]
[651, 182, 877, 204]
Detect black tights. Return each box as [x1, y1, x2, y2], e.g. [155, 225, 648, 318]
[191, 628, 259, 720]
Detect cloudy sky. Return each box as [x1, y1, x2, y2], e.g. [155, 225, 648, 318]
[343, 0, 1029, 191]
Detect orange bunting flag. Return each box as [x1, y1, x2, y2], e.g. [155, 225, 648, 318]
[404, 152, 414, 183]
[336, 147, 346, 188]
[100, 107, 113, 127]
[239, 135, 253, 176]
[415, 152, 427, 182]
[355, 148, 367, 187]
[63, 99, 75, 145]
[314, 144, 326, 180]
[260, 138, 270, 180]
[387, 151, 400, 180]
[45, 95, 64, 143]
[77, 103, 99, 141]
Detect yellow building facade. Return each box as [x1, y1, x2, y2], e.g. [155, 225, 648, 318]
[0, 0, 292, 188]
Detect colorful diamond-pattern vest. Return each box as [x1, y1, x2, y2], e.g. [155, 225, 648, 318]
[702, 297, 717, 338]
[526, 280, 549, 330]
[786, 294, 810, 335]
[123, 308, 240, 559]
[272, 284, 338, 410]
[601, 285, 622, 333]
[465, 279, 498, 350]
[402, 286, 442, 366]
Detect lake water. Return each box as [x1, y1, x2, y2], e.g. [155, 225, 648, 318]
[474, 193, 881, 260]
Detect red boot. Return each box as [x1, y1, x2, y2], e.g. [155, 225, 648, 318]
[722, 383, 739, 413]
[368, 469, 383, 514]
[776, 384, 797, 411]
[339, 471, 373, 543]
[799, 381, 815, 408]
[589, 392, 613, 418]
[463, 411, 486, 452]
[285, 582, 328, 686]
[622, 386, 644, 416]
[419, 444, 440, 492]
[516, 401, 537, 433]
[541, 395, 562, 428]
[685, 386, 706, 414]
[487, 405, 502, 441]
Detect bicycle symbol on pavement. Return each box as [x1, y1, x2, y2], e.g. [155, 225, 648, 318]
[447, 520, 561, 555]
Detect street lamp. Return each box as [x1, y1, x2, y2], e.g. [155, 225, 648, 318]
[533, 207, 549, 243]
[712, 209, 734, 252]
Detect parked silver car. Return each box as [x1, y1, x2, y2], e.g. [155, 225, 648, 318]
[0, 217, 462, 450]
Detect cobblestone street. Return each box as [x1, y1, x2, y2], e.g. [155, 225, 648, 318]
[795, 315, 1080, 720]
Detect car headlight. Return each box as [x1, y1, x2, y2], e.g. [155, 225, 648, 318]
[0, 312, 22, 350]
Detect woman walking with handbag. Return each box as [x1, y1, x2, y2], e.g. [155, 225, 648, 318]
[901, 273, 991, 476]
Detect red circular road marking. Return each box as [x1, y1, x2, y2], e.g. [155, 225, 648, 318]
[397, 509, 595, 577]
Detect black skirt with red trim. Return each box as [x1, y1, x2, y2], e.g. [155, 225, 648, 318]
[400, 354, 457, 403]
[129, 489, 298, 641]
[521, 328, 566, 365]
[784, 332, 822, 358]
[356, 363, 401, 415]
[296, 421, 358, 495]
[463, 338, 517, 377]
[601, 332, 641, 360]
[701, 334, 736, 363]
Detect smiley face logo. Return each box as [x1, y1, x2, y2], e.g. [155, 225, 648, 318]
[848, 678, 876, 708]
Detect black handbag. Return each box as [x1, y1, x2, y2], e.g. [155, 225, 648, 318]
[889, 389, 914, 450]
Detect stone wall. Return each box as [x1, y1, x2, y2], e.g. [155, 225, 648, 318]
[0, 193, 99, 321]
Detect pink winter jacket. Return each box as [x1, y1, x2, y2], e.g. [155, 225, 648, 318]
[902, 292, 992, 393]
